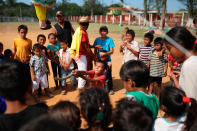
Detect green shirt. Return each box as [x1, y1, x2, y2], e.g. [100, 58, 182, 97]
[126, 91, 160, 119]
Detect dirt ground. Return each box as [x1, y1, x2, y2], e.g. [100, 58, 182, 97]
[0, 22, 169, 128]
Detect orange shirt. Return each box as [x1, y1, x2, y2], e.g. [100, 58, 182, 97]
[14, 38, 32, 62]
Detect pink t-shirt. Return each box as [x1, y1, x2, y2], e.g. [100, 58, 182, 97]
[88, 70, 106, 88]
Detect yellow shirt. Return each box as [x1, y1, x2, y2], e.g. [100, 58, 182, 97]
[14, 38, 32, 62]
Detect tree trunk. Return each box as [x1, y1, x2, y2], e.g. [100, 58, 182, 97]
[160, 0, 167, 30]
[155, 0, 160, 15]
[186, 0, 194, 27]
[144, 0, 148, 26]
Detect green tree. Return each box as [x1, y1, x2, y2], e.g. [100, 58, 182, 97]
[83, 0, 99, 16]
[112, 9, 122, 16]
[178, 0, 197, 27]
[5, 0, 16, 6]
[178, 0, 197, 18]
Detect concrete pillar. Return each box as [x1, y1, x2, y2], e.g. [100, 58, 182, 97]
[120, 15, 122, 25]
[128, 14, 131, 25]
[100, 15, 102, 24]
[112, 15, 115, 24]
[181, 12, 184, 26]
[138, 14, 141, 26]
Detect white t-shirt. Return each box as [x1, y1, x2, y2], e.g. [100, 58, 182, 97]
[59, 48, 74, 70]
[154, 116, 186, 131]
[179, 56, 197, 100]
[122, 40, 140, 63]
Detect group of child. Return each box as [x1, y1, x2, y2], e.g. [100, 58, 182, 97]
[0, 59, 197, 131]
[120, 27, 168, 97]
[0, 23, 117, 101]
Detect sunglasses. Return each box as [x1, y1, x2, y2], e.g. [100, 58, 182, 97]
[80, 22, 89, 26]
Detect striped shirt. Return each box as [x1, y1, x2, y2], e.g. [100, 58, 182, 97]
[139, 46, 154, 64]
[148, 51, 168, 77]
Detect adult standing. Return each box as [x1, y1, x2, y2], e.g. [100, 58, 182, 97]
[70, 16, 96, 92]
[51, 11, 75, 47]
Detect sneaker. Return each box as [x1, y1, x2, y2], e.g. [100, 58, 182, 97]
[109, 90, 114, 95]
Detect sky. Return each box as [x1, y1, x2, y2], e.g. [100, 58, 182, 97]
[18, 0, 185, 12]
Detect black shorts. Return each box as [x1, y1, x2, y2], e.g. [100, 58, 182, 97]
[149, 77, 162, 85]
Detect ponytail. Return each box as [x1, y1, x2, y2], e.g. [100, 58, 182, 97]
[184, 98, 197, 131]
[193, 39, 197, 53]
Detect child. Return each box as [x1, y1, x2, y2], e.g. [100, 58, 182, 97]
[164, 27, 197, 100]
[37, 34, 48, 95]
[37, 34, 48, 57]
[0, 61, 48, 131]
[4, 49, 13, 60]
[73, 61, 106, 89]
[99, 50, 113, 93]
[79, 87, 112, 131]
[122, 27, 129, 41]
[47, 33, 61, 89]
[114, 98, 153, 131]
[147, 37, 168, 97]
[139, 32, 154, 65]
[0, 42, 6, 62]
[50, 101, 81, 131]
[120, 60, 159, 119]
[30, 44, 53, 99]
[154, 86, 197, 131]
[13, 25, 32, 64]
[120, 29, 140, 63]
[93, 26, 115, 94]
[59, 41, 77, 94]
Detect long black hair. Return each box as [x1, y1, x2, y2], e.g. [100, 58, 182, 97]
[164, 27, 196, 52]
[160, 86, 197, 131]
[79, 87, 112, 130]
